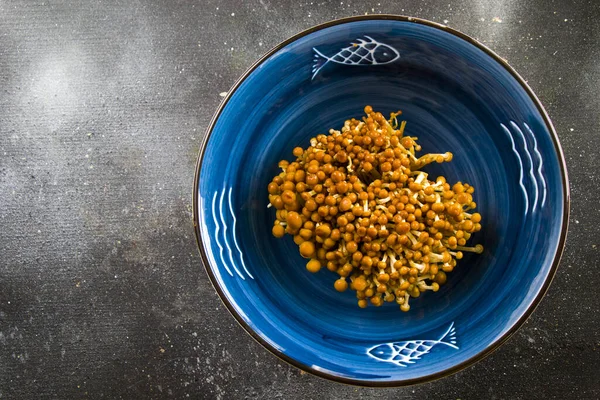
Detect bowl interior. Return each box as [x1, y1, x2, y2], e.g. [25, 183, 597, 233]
[196, 18, 566, 384]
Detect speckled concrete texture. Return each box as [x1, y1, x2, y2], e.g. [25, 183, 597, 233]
[0, 0, 598, 398]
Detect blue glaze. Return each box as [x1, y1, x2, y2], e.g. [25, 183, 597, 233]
[195, 17, 568, 385]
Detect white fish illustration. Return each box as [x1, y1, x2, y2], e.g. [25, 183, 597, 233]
[311, 35, 400, 80]
[366, 322, 458, 367]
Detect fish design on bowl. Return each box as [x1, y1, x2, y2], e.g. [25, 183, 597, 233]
[312, 36, 400, 79]
[367, 322, 458, 367]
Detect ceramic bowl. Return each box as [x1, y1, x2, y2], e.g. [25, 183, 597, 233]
[193, 15, 569, 386]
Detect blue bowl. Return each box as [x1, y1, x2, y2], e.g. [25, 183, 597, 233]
[193, 16, 569, 386]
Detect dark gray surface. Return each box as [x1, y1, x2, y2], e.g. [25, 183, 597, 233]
[0, 0, 598, 398]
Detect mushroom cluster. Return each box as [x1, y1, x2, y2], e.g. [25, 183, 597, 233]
[267, 106, 483, 311]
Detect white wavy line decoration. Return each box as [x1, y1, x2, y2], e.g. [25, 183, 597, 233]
[211, 191, 233, 277]
[510, 122, 539, 214]
[228, 188, 254, 279]
[219, 189, 245, 280]
[501, 123, 529, 215]
[208, 188, 254, 280]
[524, 123, 547, 208]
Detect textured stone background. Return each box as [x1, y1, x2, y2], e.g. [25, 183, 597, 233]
[1, 0, 598, 398]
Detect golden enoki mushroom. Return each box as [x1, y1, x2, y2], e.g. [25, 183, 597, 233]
[267, 106, 483, 311]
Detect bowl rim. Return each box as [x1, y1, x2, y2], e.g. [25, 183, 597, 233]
[192, 14, 570, 387]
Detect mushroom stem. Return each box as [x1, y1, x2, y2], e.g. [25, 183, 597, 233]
[456, 244, 484, 254]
